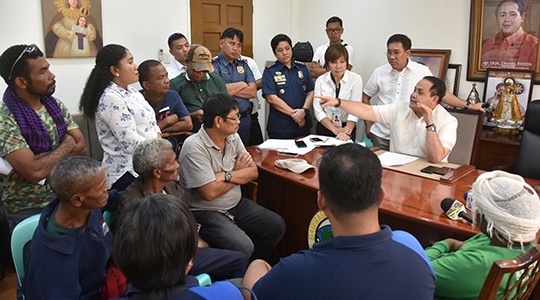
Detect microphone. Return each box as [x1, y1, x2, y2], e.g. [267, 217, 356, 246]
[441, 198, 473, 223]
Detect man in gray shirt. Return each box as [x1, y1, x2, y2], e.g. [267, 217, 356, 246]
[178, 93, 285, 260]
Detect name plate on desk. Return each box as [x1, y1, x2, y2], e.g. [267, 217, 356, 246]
[375, 150, 475, 183]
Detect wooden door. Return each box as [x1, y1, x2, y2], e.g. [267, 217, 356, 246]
[190, 0, 253, 57]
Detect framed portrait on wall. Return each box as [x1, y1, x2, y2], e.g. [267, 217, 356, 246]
[467, 0, 540, 83]
[410, 49, 451, 80]
[41, 0, 103, 58]
[446, 64, 462, 96]
[482, 68, 534, 126]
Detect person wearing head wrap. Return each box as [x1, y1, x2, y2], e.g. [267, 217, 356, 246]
[425, 170, 540, 300]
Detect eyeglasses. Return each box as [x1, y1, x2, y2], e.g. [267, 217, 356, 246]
[325, 28, 342, 34]
[8, 44, 38, 81]
[386, 50, 404, 57]
[225, 114, 241, 122]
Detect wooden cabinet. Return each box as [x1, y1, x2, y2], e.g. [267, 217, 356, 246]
[473, 129, 521, 171]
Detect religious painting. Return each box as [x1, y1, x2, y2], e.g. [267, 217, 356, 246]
[482, 68, 534, 126]
[41, 0, 103, 58]
[467, 0, 540, 83]
[409, 49, 451, 80]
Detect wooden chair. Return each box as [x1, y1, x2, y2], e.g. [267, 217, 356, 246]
[478, 245, 540, 300]
[446, 108, 484, 165]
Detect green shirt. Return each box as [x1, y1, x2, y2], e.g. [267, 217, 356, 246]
[169, 72, 228, 132]
[0, 98, 79, 213]
[426, 233, 530, 299]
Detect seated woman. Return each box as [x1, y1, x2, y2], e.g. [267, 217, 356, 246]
[313, 44, 363, 141]
[262, 34, 314, 139]
[79, 44, 161, 191]
[426, 170, 540, 299]
[113, 194, 243, 299]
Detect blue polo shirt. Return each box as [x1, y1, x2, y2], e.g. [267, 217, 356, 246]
[213, 53, 255, 113]
[252, 225, 436, 300]
[262, 60, 314, 135]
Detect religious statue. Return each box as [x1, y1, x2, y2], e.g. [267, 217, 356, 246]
[492, 76, 523, 135]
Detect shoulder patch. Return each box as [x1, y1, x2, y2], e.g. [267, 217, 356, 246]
[267, 62, 277, 68]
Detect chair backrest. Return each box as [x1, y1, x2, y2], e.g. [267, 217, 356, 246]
[72, 113, 104, 161]
[512, 100, 540, 180]
[446, 108, 484, 165]
[11, 214, 40, 286]
[478, 245, 540, 300]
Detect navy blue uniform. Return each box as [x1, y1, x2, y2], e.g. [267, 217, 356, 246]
[262, 60, 314, 139]
[213, 53, 255, 145]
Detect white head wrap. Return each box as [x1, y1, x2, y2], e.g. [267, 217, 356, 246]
[472, 171, 540, 248]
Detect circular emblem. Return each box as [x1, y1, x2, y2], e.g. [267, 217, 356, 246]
[280, 89, 285, 94]
[237, 66, 244, 74]
[481, 61, 489, 68]
[307, 210, 333, 249]
[298, 71, 304, 79]
[515, 82, 524, 95]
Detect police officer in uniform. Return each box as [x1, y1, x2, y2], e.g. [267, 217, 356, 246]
[262, 34, 314, 139]
[213, 27, 257, 146]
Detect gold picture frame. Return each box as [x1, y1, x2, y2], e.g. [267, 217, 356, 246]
[410, 49, 451, 80]
[467, 0, 540, 83]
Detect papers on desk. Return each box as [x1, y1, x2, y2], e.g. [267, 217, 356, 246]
[257, 135, 353, 156]
[0, 158, 46, 185]
[377, 152, 419, 167]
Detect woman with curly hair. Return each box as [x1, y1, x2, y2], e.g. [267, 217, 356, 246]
[80, 44, 160, 190]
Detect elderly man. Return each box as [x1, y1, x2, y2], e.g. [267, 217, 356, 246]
[170, 45, 228, 132]
[138, 59, 192, 152]
[0, 44, 86, 229]
[166, 32, 191, 79]
[242, 144, 435, 299]
[22, 156, 119, 300]
[363, 34, 482, 150]
[119, 138, 248, 280]
[179, 93, 285, 260]
[319, 76, 457, 163]
[481, 0, 538, 70]
[426, 171, 540, 299]
[310, 16, 355, 78]
[213, 27, 257, 146]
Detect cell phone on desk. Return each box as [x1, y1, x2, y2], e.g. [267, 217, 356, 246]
[309, 137, 324, 142]
[295, 140, 307, 148]
[420, 166, 438, 174]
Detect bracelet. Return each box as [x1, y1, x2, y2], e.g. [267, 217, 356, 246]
[425, 123, 435, 129]
[464, 101, 470, 111]
[335, 98, 342, 108]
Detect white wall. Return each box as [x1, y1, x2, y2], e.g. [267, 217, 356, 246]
[295, 0, 540, 103]
[1, 0, 538, 115]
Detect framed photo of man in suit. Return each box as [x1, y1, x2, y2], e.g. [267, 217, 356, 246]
[468, 0, 540, 83]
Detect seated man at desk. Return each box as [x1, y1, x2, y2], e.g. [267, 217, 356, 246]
[318, 76, 457, 163]
[178, 93, 285, 260]
[242, 143, 436, 299]
[426, 170, 540, 299]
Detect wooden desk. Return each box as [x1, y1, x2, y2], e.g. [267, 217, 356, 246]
[247, 146, 540, 261]
[473, 129, 520, 171]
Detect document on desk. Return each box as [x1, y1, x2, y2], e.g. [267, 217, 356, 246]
[377, 152, 419, 167]
[305, 134, 354, 147]
[257, 139, 316, 155]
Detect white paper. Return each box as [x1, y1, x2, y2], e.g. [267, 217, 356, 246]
[0, 158, 46, 185]
[304, 134, 354, 147]
[377, 152, 419, 167]
[257, 139, 296, 150]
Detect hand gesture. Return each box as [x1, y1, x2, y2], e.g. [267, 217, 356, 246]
[316, 95, 338, 108]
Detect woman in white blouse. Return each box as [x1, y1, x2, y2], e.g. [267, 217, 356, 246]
[313, 44, 363, 141]
[80, 44, 160, 190]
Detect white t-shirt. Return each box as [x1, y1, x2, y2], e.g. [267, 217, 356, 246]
[312, 41, 355, 68]
[373, 101, 457, 162]
[241, 55, 263, 112]
[363, 60, 432, 139]
[166, 59, 188, 81]
[313, 70, 363, 123]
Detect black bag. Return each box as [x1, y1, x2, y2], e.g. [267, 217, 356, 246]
[292, 41, 314, 62]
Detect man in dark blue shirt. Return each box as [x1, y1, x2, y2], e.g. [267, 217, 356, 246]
[213, 27, 257, 146]
[242, 144, 436, 300]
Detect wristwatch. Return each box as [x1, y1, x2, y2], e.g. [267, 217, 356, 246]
[302, 107, 310, 114]
[224, 171, 232, 182]
[426, 123, 437, 132]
